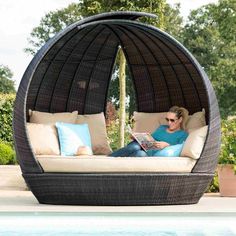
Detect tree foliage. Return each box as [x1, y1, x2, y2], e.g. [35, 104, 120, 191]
[0, 94, 15, 144]
[0, 65, 15, 94]
[24, 3, 82, 55]
[0, 141, 16, 165]
[25, 1, 183, 55]
[219, 117, 236, 167]
[182, 0, 236, 118]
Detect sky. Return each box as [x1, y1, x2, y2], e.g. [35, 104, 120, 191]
[0, 0, 218, 89]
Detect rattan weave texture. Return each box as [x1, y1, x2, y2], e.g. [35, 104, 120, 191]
[13, 12, 221, 205]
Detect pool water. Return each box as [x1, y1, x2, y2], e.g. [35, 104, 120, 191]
[0, 213, 235, 236]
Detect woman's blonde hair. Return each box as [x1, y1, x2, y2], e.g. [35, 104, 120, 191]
[168, 106, 189, 129]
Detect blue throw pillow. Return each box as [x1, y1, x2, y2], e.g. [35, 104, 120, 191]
[151, 143, 184, 157]
[56, 122, 92, 156]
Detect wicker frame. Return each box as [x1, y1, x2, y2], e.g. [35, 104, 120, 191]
[13, 12, 221, 205]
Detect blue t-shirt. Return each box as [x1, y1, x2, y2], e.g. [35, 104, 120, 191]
[147, 125, 188, 156]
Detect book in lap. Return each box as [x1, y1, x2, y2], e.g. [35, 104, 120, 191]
[127, 125, 159, 152]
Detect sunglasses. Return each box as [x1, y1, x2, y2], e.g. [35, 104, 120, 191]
[165, 118, 179, 123]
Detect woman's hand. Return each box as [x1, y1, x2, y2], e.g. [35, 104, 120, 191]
[153, 141, 170, 150]
[130, 134, 135, 140]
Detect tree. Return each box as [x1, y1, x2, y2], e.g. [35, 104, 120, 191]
[182, 0, 236, 118]
[25, 1, 183, 55]
[118, 49, 126, 147]
[24, 3, 82, 55]
[0, 65, 15, 94]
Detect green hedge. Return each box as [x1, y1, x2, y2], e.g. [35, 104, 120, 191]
[107, 118, 131, 151]
[219, 118, 236, 166]
[0, 93, 15, 144]
[207, 117, 236, 192]
[0, 140, 16, 164]
[206, 172, 219, 193]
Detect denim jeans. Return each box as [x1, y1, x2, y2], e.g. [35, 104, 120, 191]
[109, 141, 148, 157]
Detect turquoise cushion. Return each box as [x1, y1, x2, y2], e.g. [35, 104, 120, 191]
[56, 122, 92, 156]
[149, 143, 184, 157]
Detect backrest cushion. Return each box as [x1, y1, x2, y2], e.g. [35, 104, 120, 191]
[56, 122, 92, 156]
[185, 109, 206, 133]
[150, 143, 184, 157]
[181, 126, 208, 159]
[29, 110, 78, 124]
[76, 112, 112, 155]
[133, 111, 166, 133]
[27, 123, 60, 155]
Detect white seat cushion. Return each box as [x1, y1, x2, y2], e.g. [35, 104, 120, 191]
[37, 155, 196, 173]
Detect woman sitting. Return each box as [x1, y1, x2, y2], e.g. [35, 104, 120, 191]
[109, 106, 189, 157]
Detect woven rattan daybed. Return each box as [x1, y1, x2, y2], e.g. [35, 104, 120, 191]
[13, 11, 221, 205]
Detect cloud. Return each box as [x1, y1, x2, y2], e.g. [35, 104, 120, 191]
[0, 0, 76, 87]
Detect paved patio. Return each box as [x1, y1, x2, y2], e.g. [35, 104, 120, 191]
[0, 189, 236, 213]
[1, 165, 236, 213]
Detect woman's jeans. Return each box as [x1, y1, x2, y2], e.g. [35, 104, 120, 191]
[109, 141, 148, 157]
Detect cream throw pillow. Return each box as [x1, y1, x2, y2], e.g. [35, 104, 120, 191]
[29, 110, 78, 124]
[76, 112, 112, 155]
[27, 123, 60, 155]
[186, 109, 206, 133]
[133, 111, 167, 133]
[181, 126, 208, 159]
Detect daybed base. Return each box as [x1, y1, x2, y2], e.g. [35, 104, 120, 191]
[24, 173, 213, 205]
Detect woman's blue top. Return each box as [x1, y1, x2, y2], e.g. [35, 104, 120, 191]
[152, 125, 188, 145]
[147, 125, 188, 156]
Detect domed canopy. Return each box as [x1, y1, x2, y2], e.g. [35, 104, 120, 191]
[25, 11, 211, 116]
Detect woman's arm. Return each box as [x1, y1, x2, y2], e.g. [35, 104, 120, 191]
[178, 132, 189, 144]
[153, 141, 170, 150]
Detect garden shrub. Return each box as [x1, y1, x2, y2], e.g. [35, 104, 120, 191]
[0, 93, 15, 144]
[207, 117, 236, 192]
[107, 118, 131, 151]
[0, 140, 16, 165]
[106, 102, 133, 151]
[219, 117, 236, 169]
[206, 172, 219, 193]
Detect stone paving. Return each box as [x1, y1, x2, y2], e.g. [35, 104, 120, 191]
[1, 165, 236, 213]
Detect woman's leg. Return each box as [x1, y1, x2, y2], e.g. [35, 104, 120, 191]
[128, 149, 148, 157]
[109, 141, 142, 157]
